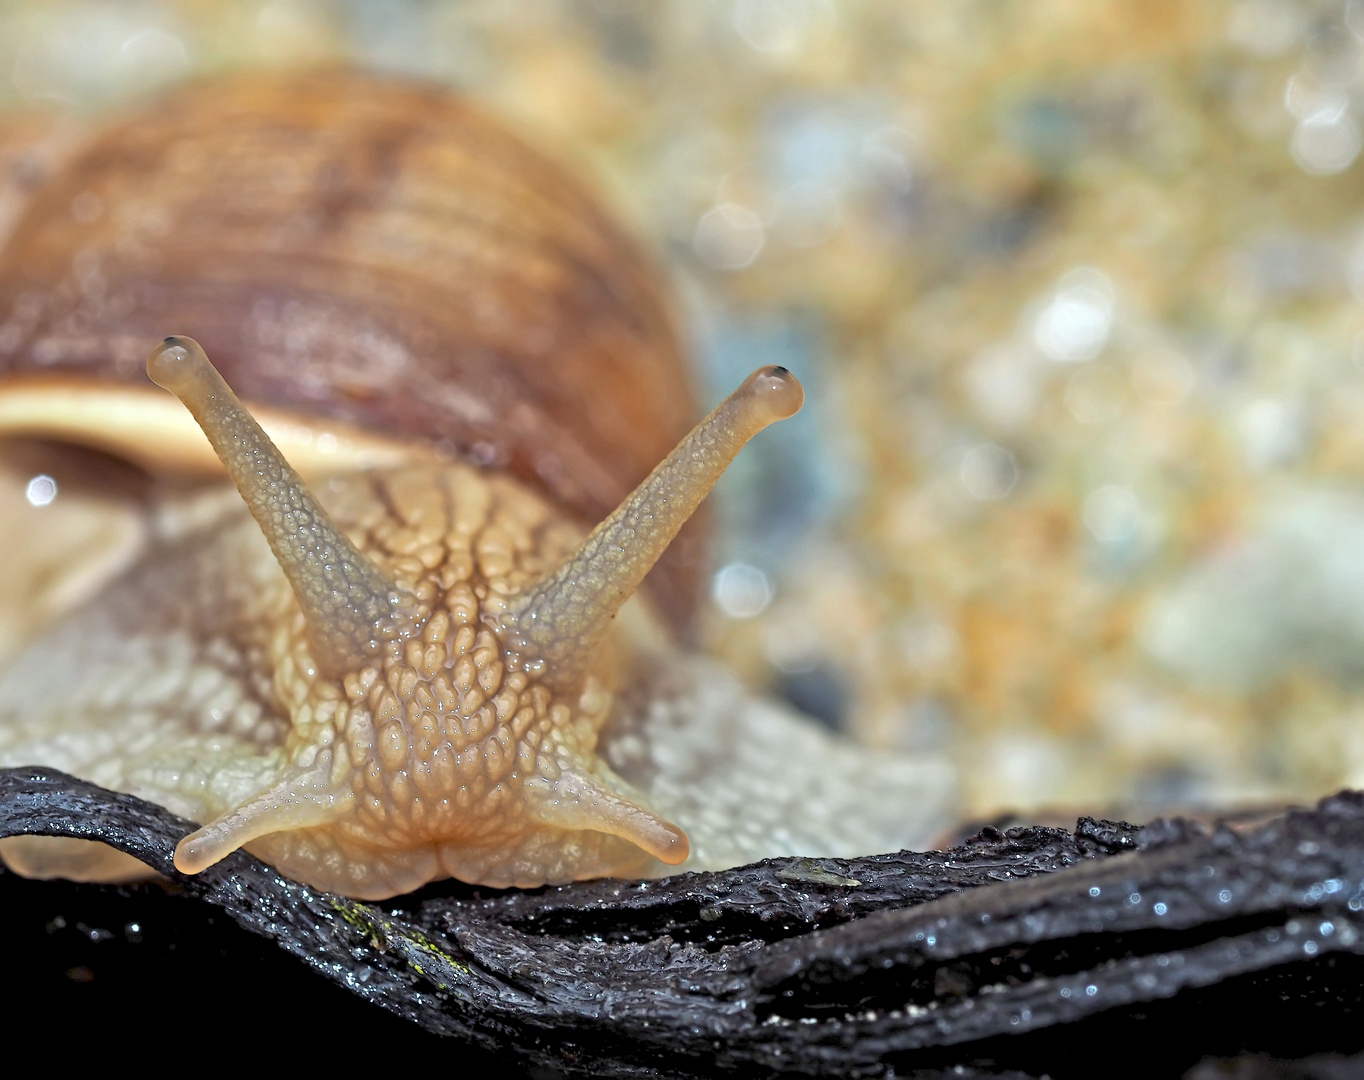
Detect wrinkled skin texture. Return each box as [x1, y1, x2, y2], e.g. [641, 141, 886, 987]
[0, 460, 955, 897]
[0, 461, 673, 896]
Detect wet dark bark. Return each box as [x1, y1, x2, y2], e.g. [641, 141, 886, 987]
[3, 766, 1364, 1077]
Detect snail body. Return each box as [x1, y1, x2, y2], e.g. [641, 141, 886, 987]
[0, 73, 954, 899]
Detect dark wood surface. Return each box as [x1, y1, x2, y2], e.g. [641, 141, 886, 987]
[4, 766, 1364, 1077]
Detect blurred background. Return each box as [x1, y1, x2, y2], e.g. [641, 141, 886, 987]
[4, 0, 1364, 822]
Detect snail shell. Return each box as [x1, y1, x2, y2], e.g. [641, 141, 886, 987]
[0, 72, 954, 899]
[0, 69, 703, 630]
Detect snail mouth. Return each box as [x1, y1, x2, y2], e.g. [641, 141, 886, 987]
[0, 376, 419, 478]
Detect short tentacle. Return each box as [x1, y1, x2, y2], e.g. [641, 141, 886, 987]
[147, 336, 414, 675]
[524, 750, 690, 866]
[510, 365, 803, 692]
[172, 764, 349, 875]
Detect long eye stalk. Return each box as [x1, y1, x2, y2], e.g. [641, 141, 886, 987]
[147, 336, 411, 675]
[511, 365, 803, 691]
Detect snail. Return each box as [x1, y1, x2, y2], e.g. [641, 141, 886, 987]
[0, 71, 953, 899]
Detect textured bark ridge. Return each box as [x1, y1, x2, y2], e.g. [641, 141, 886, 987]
[4, 766, 1364, 1077]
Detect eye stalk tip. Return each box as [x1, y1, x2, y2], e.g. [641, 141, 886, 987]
[146, 334, 210, 395]
[742, 364, 804, 423]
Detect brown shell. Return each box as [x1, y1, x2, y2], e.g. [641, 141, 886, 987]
[0, 109, 85, 250]
[0, 70, 704, 631]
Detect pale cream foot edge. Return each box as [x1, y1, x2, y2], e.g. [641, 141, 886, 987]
[0, 835, 162, 883]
